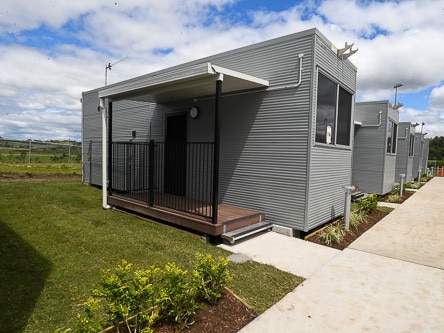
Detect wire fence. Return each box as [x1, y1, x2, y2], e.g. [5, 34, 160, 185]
[0, 138, 81, 165]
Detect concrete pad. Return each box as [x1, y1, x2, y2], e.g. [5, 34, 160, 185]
[227, 253, 251, 263]
[239, 249, 444, 333]
[351, 177, 444, 269]
[377, 201, 399, 209]
[219, 231, 339, 278]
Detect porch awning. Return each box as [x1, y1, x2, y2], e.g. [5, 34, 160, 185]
[98, 62, 269, 103]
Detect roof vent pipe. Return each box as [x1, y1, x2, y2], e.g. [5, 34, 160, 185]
[360, 111, 382, 127]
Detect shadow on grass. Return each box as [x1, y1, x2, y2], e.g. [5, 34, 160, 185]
[0, 219, 52, 332]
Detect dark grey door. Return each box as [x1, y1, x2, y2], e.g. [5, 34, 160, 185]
[165, 114, 187, 195]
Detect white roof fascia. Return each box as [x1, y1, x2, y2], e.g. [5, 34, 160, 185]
[98, 63, 269, 102]
[211, 64, 269, 87]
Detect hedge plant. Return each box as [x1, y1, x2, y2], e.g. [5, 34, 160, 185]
[58, 252, 232, 333]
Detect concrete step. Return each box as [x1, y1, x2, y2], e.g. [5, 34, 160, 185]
[221, 221, 273, 244]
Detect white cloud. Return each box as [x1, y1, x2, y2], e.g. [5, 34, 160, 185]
[430, 84, 444, 110]
[1, 0, 444, 140]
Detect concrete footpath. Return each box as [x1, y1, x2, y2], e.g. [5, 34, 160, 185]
[219, 177, 444, 332]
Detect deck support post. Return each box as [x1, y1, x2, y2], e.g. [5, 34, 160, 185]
[212, 74, 223, 224]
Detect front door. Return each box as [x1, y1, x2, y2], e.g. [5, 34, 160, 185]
[165, 114, 187, 195]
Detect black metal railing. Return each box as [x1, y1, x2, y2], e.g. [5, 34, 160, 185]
[110, 141, 214, 219]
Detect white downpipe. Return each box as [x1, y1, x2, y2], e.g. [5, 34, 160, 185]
[101, 98, 111, 209]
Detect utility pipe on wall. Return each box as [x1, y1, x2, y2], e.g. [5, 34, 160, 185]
[267, 53, 304, 91]
[360, 111, 382, 127]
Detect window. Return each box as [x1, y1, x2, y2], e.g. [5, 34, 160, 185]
[315, 72, 352, 146]
[386, 119, 398, 154]
[408, 134, 415, 156]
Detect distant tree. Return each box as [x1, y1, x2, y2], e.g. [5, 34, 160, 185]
[429, 136, 444, 161]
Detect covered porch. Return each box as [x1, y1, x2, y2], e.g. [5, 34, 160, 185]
[99, 62, 270, 236]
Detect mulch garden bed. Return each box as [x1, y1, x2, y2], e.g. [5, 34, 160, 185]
[305, 189, 416, 250]
[378, 189, 414, 203]
[102, 289, 257, 333]
[305, 209, 390, 250]
[153, 289, 257, 333]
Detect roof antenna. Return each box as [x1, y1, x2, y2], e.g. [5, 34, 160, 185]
[105, 57, 128, 86]
[337, 42, 358, 60]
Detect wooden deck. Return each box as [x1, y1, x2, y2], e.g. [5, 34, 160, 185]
[108, 194, 265, 236]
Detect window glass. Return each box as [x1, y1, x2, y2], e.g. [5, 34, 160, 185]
[386, 120, 397, 154]
[409, 134, 415, 156]
[337, 87, 352, 146]
[315, 72, 352, 146]
[392, 123, 398, 153]
[315, 73, 337, 144]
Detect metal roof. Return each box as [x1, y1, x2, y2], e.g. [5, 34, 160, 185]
[98, 62, 269, 103]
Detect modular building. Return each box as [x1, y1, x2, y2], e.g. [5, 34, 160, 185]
[412, 133, 429, 179]
[82, 28, 357, 238]
[395, 122, 417, 183]
[352, 101, 399, 195]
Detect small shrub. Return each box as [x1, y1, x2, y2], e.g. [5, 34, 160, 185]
[61, 254, 232, 332]
[91, 260, 160, 332]
[356, 194, 378, 214]
[193, 253, 232, 304]
[74, 297, 102, 333]
[321, 223, 346, 246]
[349, 211, 366, 229]
[386, 194, 400, 203]
[157, 262, 200, 329]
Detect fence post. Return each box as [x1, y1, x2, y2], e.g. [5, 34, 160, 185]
[148, 140, 155, 206]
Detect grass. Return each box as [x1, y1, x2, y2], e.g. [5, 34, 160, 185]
[0, 179, 302, 332]
[0, 162, 82, 174]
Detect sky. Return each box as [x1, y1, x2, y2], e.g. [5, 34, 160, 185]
[0, 0, 443, 141]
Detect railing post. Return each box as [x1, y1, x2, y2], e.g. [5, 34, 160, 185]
[148, 139, 155, 206]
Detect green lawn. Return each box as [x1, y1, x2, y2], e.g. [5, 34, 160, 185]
[0, 179, 302, 332]
[0, 162, 82, 175]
